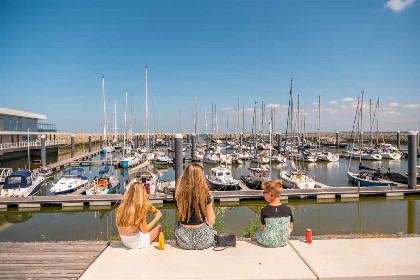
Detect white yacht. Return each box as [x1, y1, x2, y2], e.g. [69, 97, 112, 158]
[203, 152, 219, 164]
[1, 170, 47, 197]
[206, 166, 239, 190]
[153, 152, 171, 165]
[317, 151, 340, 162]
[240, 167, 271, 189]
[50, 167, 89, 195]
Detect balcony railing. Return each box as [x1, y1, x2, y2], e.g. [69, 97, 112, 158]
[0, 140, 66, 152]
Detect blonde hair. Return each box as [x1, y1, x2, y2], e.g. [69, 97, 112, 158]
[175, 164, 210, 222]
[116, 183, 149, 228]
[262, 180, 283, 197]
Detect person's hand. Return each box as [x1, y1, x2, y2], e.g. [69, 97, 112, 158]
[155, 209, 162, 220]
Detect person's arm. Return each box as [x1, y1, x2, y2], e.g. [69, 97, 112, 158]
[260, 207, 265, 230]
[289, 207, 294, 233]
[143, 209, 162, 232]
[206, 194, 216, 226]
[290, 222, 293, 233]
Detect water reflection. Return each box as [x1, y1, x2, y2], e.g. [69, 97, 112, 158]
[1, 196, 418, 242]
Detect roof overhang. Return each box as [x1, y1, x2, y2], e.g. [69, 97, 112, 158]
[0, 107, 47, 120]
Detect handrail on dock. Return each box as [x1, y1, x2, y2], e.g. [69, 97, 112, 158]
[0, 140, 65, 151]
[0, 168, 13, 183]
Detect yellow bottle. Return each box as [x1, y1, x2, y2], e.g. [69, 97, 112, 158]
[158, 229, 165, 250]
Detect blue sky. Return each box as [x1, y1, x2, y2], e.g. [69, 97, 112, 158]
[1, 0, 419, 133]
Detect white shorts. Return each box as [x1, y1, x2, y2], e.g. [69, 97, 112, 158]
[120, 231, 151, 249]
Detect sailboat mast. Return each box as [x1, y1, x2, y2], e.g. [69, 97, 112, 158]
[290, 78, 294, 146]
[242, 104, 245, 134]
[360, 91, 364, 149]
[376, 98, 380, 145]
[114, 100, 117, 143]
[124, 91, 128, 157]
[205, 108, 208, 134]
[145, 66, 149, 151]
[318, 95, 321, 150]
[130, 94, 133, 136]
[102, 76, 107, 144]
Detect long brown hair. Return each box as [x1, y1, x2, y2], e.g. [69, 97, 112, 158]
[175, 163, 210, 222]
[116, 183, 149, 228]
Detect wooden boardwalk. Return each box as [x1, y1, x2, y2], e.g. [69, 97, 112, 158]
[0, 241, 108, 279]
[33, 150, 102, 173]
[0, 185, 419, 208]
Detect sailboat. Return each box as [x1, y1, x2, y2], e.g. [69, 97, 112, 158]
[316, 96, 339, 162]
[119, 91, 140, 168]
[101, 76, 115, 154]
[279, 78, 316, 189]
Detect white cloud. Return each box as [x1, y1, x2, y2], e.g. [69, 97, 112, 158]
[341, 98, 353, 102]
[382, 111, 397, 116]
[403, 104, 420, 109]
[312, 101, 319, 106]
[329, 100, 339, 105]
[388, 102, 399, 107]
[386, 0, 415, 12]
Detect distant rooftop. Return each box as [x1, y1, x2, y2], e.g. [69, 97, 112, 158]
[0, 107, 47, 120]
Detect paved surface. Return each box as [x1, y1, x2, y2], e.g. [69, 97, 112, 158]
[81, 238, 420, 280]
[290, 238, 420, 279]
[81, 241, 315, 280]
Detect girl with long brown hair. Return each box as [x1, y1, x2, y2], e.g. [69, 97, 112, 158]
[174, 163, 216, 250]
[116, 182, 162, 249]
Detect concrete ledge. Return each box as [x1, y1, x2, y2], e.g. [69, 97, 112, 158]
[18, 203, 41, 208]
[0, 204, 7, 209]
[386, 192, 404, 197]
[219, 197, 240, 202]
[290, 238, 420, 279]
[62, 202, 84, 207]
[317, 194, 335, 200]
[81, 241, 316, 280]
[340, 193, 359, 198]
[89, 201, 111, 206]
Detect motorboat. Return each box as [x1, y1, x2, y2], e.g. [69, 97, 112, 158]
[240, 167, 270, 189]
[102, 146, 115, 154]
[294, 151, 318, 163]
[50, 167, 89, 195]
[250, 154, 270, 164]
[153, 152, 171, 165]
[126, 170, 160, 194]
[119, 154, 140, 168]
[203, 152, 219, 164]
[1, 170, 47, 197]
[206, 166, 239, 190]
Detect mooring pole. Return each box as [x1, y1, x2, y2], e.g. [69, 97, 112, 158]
[240, 133, 243, 153]
[71, 135, 75, 158]
[41, 135, 46, 167]
[88, 135, 92, 152]
[277, 133, 282, 152]
[191, 133, 197, 161]
[397, 131, 401, 149]
[336, 132, 339, 148]
[100, 136, 103, 150]
[175, 134, 184, 185]
[408, 131, 418, 189]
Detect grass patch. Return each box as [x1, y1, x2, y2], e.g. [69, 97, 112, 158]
[241, 218, 261, 238]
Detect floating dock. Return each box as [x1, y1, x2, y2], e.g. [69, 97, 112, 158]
[0, 186, 419, 209]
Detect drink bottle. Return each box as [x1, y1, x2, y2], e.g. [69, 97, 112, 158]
[158, 229, 165, 250]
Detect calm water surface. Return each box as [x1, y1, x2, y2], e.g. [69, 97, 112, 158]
[1, 141, 419, 242]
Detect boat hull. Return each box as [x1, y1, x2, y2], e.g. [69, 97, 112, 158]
[346, 172, 395, 187]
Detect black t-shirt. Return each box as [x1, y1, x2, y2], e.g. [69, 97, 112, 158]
[260, 204, 294, 225]
[174, 194, 212, 225]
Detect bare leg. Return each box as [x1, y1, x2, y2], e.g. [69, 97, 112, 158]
[149, 225, 163, 244]
[251, 235, 256, 241]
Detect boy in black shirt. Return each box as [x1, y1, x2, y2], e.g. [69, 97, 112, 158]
[251, 180, 293, 247]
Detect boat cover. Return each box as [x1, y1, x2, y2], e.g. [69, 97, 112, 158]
[99, 164, 109, 175]
[358, 163, 378, 172]
[3, 170, 32, 189]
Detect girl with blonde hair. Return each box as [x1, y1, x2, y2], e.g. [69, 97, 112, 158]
[116, 182, 162, 249]
[174, 163, 216, 250]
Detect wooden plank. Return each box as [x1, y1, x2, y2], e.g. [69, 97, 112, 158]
[0, 263, 90, 269]
[0, 258, 96, 264]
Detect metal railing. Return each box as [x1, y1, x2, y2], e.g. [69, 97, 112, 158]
[0, 140, 66, 152]
[0, 168, 13, 182]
